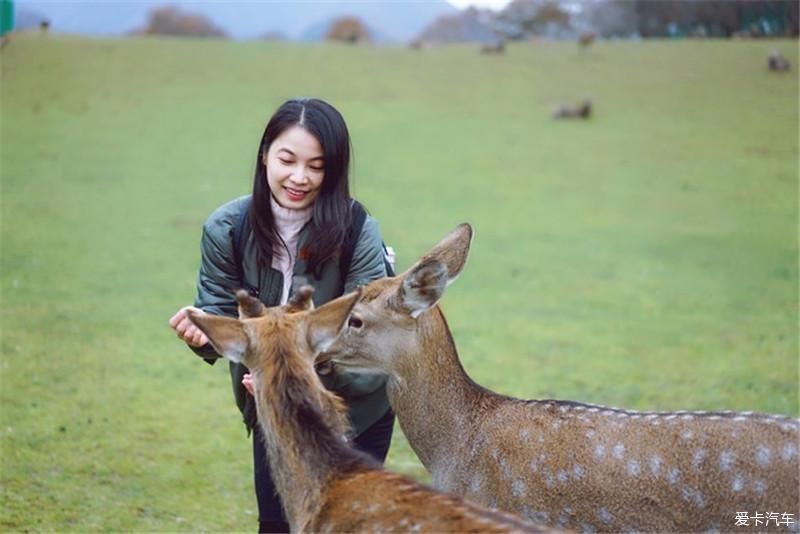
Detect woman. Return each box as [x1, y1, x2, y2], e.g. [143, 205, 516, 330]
[169, 98, 394, 533]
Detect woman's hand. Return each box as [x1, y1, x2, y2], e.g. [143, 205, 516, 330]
[169, 306, 210, 347]
[242, 373, 255, 396]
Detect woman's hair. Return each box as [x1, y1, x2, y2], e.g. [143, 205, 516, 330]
[250, 98, 353, 276]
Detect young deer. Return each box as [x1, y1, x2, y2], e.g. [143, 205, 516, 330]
[185, 288, 552, 533]
[316, 223, 800, 533]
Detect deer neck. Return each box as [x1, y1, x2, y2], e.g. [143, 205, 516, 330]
[386, 306, 486, 474]
[252, 367, 354, 531]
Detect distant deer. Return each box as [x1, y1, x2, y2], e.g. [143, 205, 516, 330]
[578, 31, 595, 48]
[186, 288, 553, 533]
[480, 40, 505, 54]
[552, 100, 592, 119]
[768, 50, 791, 72]
[316, 223, 800, 533]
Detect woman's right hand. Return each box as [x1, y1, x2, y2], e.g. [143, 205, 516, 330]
[242, 373, 255, 396]
[168, 306, 210, 347]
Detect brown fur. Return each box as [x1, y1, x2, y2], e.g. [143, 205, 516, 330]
[187, 290, 555, 533]
[319, 224, 800, 533]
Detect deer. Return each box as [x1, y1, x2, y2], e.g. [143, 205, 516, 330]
[768, 50, 791, 72]
[185, 287, 554, 533]
[552, 100, 592, 120]
[314, 223, 800, 533]
[480, 39, 506, 54]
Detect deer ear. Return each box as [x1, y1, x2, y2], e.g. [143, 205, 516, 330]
[414, 223, 473, 283]
[236, 290, 266, 318]
[393, 258, 448, 318]
[392, 223, 473, 318]
[186, 310, 249, 364]
[305, 289, 361, 353]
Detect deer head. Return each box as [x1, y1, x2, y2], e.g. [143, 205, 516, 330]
[317, 223, 473, 374]
[186, 287, 357, 373]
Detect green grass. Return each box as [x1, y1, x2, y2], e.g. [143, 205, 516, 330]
[1, 34, 797, 531]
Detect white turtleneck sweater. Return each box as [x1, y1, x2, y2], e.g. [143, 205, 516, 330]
[269, 195, 313, 304]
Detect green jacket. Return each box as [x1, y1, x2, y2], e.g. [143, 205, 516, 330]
[191, 195, 390, 436]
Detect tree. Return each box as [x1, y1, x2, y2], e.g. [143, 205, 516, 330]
[143, 6, 226, 38]
[326, 16, 370, 44]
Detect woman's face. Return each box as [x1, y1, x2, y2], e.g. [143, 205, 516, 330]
[264, 125, 325, 209]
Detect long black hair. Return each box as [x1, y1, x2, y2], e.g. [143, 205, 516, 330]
[249, 98, 353, 276]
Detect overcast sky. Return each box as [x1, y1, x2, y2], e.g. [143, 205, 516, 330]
[448, 0, 512, 10]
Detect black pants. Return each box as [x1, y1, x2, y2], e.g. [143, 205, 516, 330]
[253, 408, 395, 533]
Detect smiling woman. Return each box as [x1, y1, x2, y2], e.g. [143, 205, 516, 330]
[168, 97, 395, 533]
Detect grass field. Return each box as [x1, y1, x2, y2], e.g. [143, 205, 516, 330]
[1, 33, 797, 531]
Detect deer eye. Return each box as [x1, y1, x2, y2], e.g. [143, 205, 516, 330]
[348, 316, 363, 329]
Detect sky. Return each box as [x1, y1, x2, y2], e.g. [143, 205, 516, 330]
[448, 0, 512, 10]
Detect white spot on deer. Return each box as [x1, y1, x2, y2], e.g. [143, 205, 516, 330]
[681, 486, 706, 508]
[732, 474, 744, 492]
[649, 455, 662, 476]
[585, 430, 596, 439]
[544, 473, 555, 488]
[707, 416, 722, 421]
[752, 479, 768, 495]
[529, 460, 539, 473]
[613, 443, 625, 460]
[681, 430, 694, 440]
[782, 443, 798, 461]
[469, 475, 482, 493]
[560, 405, 569, 413]
[531, 510, 550, 524]
[557, 470, 568, 483]
[668, 467, 680, 485]
[680, 414, 695, 421]
[581, 522, 597, 533]
[572, 464, 585, 480]
[597, 508, 614, 525]
[366, 503, 381, 513]
[552, 420, 563, 429]
[755, 446, 771, 466]
[733, 416, 748, 422]
[594, 444, 606, 459]
[519, 429, 530, 440]
[719, 450, 735, 471]
[538, 453, 546, 462]
[665, 414, 677, 421]
[512, 479, 527, 498]
[692, 449, 707, 470]
[645, 414, 658, 421]
[627, 460, 641, 476]
[588, 407, 599, 413]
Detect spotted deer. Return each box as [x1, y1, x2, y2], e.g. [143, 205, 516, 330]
[316, 223, 800, 533]
[185, 288, 553, 533]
